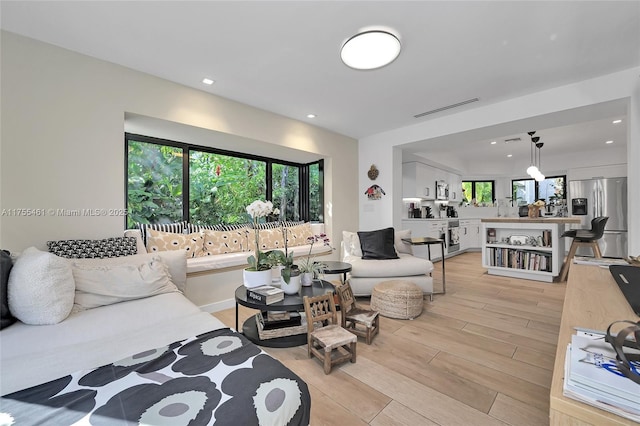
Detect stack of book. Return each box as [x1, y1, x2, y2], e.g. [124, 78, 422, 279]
[563, 333, 640, 422]
[256, 311, 307, 340]
[246, 285, 285, 304]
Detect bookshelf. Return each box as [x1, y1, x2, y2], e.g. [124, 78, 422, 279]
[480, 218, 580, 282]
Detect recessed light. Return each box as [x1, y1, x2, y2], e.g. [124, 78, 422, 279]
[507, 154, 513, 158]
[605, 140, 614, 144]
[306, 114, 316, 119]
[490, 141, 497, 145]
[612, 119, 622, 124]
[340, 30, 401, 70]
[202, 78, 214, 85]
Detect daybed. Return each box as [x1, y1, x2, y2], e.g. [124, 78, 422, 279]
[0, 248, 311, 425]
[342, 228, 434, 297]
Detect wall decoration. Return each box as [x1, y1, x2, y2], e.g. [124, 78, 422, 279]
[367, 164, 379, 180]
[365, 184, 385, 200]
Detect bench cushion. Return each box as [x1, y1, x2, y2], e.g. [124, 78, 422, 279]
[345, 253, 433, 278]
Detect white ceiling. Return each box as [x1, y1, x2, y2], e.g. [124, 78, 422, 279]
[2, 1, 639, 167]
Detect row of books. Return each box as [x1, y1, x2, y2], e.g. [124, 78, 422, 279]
[563, 332, 640, 422]
[486, 247, 552, 272]
[246, 285, 285, 304]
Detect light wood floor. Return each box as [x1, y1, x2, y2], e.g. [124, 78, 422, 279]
[214, 252, 566, 426]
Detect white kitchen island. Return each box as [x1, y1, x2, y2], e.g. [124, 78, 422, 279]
[481, 217, 580, 282]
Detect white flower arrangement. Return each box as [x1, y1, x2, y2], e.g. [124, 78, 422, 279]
[245, 200, 279, 271]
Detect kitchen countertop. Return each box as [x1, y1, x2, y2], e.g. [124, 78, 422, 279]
[480, 217, 580, 224]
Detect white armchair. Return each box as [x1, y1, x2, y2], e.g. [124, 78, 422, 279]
[341, 229, 434, 297]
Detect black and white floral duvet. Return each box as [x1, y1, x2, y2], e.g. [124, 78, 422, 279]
[0, 328, 310, 425]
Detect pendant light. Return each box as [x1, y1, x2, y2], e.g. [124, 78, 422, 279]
[526, 131, 545, 181]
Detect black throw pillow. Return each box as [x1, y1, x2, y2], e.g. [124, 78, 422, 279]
[0, 249, 17, 329]
[357, 227, 399, 260]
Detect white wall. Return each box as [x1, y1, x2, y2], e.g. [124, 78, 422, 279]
[359, 67, 640, 255]
[0, 32, 359, 307]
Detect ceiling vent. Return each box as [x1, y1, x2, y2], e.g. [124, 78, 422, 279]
[504, 137, 522, 143]
[414, 98, 479, 118]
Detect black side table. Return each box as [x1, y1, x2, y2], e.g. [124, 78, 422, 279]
[401, 237, 446, 295]
[319, 260, 352, 284]
[235, 280, 333, 348]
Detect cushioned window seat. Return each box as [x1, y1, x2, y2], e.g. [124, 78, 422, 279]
[186, 243, 332, 275]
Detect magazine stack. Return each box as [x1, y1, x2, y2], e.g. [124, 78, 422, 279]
[563, 333, 640, 422]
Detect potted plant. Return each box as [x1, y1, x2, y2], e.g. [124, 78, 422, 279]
[298, 234, 332, 286]
[243, 200, 279, 288]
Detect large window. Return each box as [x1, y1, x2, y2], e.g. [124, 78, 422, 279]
[512, 175, 566, 206]
[462, 181, 495, 204]
[126, 134, 323, 228]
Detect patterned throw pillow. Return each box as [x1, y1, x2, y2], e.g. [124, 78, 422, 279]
[47, 237, 138, 259]
[286, 223, 314, 247]
[202, 229, 247, 255]
[246, 227, 286, 251]
[145, 229, 205, 258]
[136, 221, 187, 246]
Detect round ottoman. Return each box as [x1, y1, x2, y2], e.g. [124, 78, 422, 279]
[371, 280, 424, 319]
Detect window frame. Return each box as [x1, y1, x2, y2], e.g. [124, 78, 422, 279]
[462, 180, 495, 203]
[125, 133, 323, 226]
[511, 174, 567, 205]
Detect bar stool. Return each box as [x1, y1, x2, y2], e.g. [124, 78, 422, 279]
[559, 216, 608, 282]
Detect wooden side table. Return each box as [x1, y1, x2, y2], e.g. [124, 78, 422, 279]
[401, 237, 446, 295]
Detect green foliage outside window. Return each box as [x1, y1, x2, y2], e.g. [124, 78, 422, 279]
[462, 181, 494, 204]
[126, 136, 322, 227]
[272, 163, 300, 221]
[189, 150, 266, 225]
[127, 142, 183, 228]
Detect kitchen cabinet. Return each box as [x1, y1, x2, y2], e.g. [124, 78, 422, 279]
[448, 172, 462, 201]
[401, 219, 447, 261]
[426, 220, 448, 260]
[402, 162, 436, 199]
[459, 219, 482, 251]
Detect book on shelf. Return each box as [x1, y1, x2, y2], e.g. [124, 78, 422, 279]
[563, 333, 640, 422]
[246, 285, 285, 304]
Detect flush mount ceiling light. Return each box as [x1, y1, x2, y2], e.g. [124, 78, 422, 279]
[340, 30, 401, 70]
[202, 78, 214, 85]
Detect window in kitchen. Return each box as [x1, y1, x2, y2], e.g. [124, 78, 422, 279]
[512, 175, 566, 206]
[462, 181, 495, 204]
[126, 133, 323, 228]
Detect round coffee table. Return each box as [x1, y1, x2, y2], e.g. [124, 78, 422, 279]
[235, 280, 334, 347]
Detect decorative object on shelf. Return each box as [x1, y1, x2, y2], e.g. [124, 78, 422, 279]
[365, 184, 386, 200]
[528, 199, 545, 218]
[509, 235, 529, 245]
[526, 131, 546, 182]
[298, 234, 333, 286]
[244, 200, 280, 288]
[367, 164, 379, 180]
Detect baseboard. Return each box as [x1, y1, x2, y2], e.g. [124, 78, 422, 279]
[199, 298, 235, 313]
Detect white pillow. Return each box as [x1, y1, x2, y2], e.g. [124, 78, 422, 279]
[70, 250, 187, 292]
[72, 255, 178, 311]
[342, 231, 363, 257]
[394, 229, 413, 255]
[7, 247, 75, 325]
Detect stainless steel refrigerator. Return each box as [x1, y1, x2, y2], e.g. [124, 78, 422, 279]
[568, 177, 627, 258]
